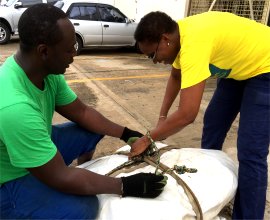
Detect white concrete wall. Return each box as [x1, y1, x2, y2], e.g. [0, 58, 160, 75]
[104, 0, 188, 22]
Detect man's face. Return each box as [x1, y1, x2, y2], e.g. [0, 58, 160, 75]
[45, 18, 76, 74]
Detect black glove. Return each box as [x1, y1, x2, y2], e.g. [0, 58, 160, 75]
[120, 127, 143, 143]
[121, 173, 167, 198]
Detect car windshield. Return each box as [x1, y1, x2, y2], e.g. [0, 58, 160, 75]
[6, 0, 17, 6]
[54, 0, 63, 8]
[5, 0, 17, 6]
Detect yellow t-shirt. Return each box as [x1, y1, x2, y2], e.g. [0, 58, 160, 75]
[173, 11, 270, 89]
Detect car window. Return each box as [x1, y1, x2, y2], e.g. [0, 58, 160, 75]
[110, 7, 126, 23]
[20, 0, 43, 7]
[6, 0, 17, 6]
[68, 5, 98, 21]
[98, 5, 125, 23]
[47, 0, 58, 5]
[54, 0, 63, 8]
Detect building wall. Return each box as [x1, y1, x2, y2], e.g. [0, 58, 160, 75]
[104, 0, 269, 25]
[104, 0, 188, 21]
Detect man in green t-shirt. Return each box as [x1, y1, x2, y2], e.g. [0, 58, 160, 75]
[0, 4, 167, 219]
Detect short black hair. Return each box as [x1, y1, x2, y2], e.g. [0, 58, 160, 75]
[18, 3, 67, 52]
[134, 11, 178, 43]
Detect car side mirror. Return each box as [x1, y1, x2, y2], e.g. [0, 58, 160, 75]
[14, 2, 23, 9]
[125, 18, 131, 24]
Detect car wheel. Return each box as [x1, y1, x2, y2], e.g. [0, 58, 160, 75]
[0, 22, 11, 44]
[75, 36, 82, 55]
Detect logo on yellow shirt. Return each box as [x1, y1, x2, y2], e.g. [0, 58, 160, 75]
[209, 64, 231, 78]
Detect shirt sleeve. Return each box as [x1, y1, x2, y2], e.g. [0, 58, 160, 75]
[1, 103, 57, 168]
[55, 75, 77, 106]
[174, 40, 213, 89]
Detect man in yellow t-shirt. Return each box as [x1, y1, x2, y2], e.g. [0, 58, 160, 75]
[131, 11, 270, 219]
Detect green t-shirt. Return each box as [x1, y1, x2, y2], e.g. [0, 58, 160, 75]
[0, 56, 77, 184]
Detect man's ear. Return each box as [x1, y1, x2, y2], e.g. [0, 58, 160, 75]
[37, 44, 48, 61]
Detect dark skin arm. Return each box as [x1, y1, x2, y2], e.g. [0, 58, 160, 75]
[157, 67, 181, 126]
[28, 98, 124, 195]
[129, 70, 206, 157]
[28, 151, 122, 195]
[55, 98, 125, 138]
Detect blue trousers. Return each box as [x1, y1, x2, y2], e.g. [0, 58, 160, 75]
[0, 122, 103, 219]
[202, 73, 270, 219]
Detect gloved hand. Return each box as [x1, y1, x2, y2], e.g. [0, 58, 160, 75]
[120, 127, 143, 143]
[121, 173, 168, 198]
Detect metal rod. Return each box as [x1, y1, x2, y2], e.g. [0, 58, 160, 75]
[208, 0, 218, 11]
[248, 0, 255, 20]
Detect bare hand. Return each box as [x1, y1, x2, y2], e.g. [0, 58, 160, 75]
[128, 136, 150, 158]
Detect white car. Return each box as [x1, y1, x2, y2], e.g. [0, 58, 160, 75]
[0, 0, 57, 44]
[54, 0, 138, 55]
